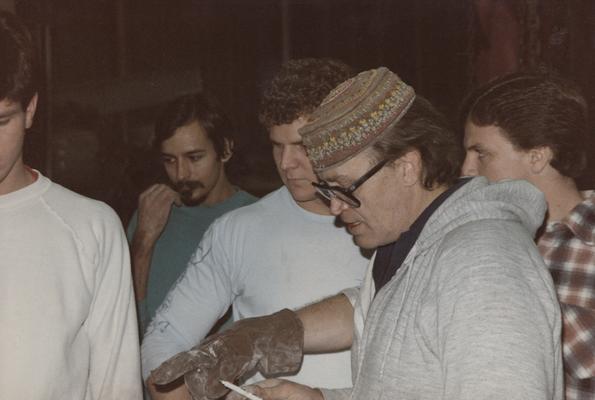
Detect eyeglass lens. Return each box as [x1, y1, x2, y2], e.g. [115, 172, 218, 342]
[314, 185, 359, 207]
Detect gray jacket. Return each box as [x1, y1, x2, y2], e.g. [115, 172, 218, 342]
[323, 177, 563, 400]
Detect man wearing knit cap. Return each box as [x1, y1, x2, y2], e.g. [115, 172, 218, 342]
[151, 67, 564, 400]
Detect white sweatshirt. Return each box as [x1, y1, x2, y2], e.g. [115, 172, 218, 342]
[0, 173, 142, 400]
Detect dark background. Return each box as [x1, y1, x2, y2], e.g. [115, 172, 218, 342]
[7, 0, 595, 225]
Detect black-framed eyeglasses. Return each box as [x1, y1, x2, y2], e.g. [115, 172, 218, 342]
[312, 159, 389, 208]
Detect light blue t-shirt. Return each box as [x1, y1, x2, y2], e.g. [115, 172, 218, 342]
[142, 186, 371, 387]
[127, 189, 257, 332]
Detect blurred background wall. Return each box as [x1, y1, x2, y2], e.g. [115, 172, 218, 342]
[3, 0, 594, 224]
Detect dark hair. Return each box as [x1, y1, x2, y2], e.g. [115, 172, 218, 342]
[371, 96, 464, 190]
[460, 72, 588, 179]
[0, 11, 37, 108]
[258, 58, 355, 128]
[154, 92, 232, 157]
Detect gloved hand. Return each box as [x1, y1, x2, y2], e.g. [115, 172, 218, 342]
[150, 308, 304, 400]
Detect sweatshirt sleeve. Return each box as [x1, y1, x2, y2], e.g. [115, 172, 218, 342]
[430, 222, 562, 400]
[319, 388, 352, 400]
[86, 205, 143, 400]
[141, 219, 235, 381]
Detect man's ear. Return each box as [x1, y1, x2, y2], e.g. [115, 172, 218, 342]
[396, 150, 422, 186]
[528, 146, 553, 174]
[221, 138, 234, 163]
[25, 93, 38, 130]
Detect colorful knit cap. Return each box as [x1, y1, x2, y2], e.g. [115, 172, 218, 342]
[299, 67, 415, 171]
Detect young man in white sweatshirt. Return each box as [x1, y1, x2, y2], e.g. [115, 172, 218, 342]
[0, 11, 142, 399]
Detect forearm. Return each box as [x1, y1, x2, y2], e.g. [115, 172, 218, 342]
[297, 293, 354, 353]
[131, 231, 156, 301]
[141, 240, 231, 379]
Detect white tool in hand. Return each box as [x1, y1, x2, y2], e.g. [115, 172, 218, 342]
[221, 380, 263, 400]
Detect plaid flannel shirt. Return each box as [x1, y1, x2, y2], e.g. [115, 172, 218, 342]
[538, 191, 595, 400]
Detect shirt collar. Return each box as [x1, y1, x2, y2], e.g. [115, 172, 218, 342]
[547, 190, 595, 244]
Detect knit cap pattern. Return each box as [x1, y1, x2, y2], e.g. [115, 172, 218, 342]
[299, 67, 415, 171]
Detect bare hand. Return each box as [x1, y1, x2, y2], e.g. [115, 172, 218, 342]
[130, 184, 181, 301]
[225, 379, 323, 400]
[136, 183, 181, 243]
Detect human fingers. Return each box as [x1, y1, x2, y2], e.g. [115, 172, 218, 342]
[157, 185, 183, 208]
[171, 189, 183, 206]
[222, 379, 316, 400]
[249, 379, 283, 389]
[138, 184, 169, 205]
[141, 183, 163, 195]
[138, 186, 178, 216]
[137, 183, 162, 203]
[149, 184, 178, 202]
[257, 379, 322, 400]
[223, 380, 287, 400]
[224, 383, 263, 400]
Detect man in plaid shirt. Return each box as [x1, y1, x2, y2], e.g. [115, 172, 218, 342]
[461, 72, 594, 399]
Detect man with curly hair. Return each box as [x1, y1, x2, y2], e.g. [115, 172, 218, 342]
[142, 58, 370, 400]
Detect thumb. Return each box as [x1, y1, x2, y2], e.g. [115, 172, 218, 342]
[173, 194, 183, 207]
[253, 385, 284, 400]
[248, 379, 286, 400]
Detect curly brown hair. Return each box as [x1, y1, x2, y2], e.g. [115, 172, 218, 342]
[258, 58, 355, 129]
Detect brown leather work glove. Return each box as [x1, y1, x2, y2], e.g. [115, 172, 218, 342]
[150, 308, 304, 400]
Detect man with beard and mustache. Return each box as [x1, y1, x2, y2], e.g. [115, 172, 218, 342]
[141, 58, 370, 400]
[127, 93, 257, 334]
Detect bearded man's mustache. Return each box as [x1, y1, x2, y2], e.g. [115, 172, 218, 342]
[174, 180, 204, 195]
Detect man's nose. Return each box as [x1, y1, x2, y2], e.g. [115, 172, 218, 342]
[176, 160, 190, 181]
[461, 155, 478, 177]
[280, 146, 298, 170]
[329, 197, 349, 216]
